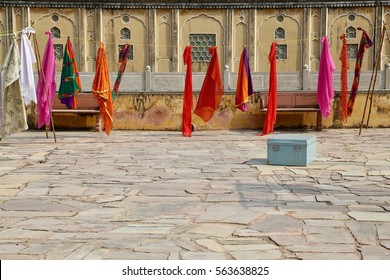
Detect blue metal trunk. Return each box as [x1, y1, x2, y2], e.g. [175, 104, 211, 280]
[267, 134, 317, 166]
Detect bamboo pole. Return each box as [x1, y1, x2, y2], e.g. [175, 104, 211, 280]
[365, 24, 387, 130]
[358, 24, 386, 135]
[32, 33, 57, 143]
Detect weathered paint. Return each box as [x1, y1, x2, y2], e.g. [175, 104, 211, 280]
[29, 91, 390, 131]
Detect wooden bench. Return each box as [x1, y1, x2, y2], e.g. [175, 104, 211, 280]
[52, 93, 102, 131]
[259, 91, 322, 131]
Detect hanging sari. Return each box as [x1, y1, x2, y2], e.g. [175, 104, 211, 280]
[317, 36, 336, 118]
[0, 37, 28, 138]
[194, 46, 224, 122]
[36, 32, 56, 129]
[235, 47, 254, 112]
[58, 37, 81, 109]
[260, 42, 278, 136]
[347, 28, 373, 116]
[182, 46, 193, 137]
[339, 34, 349, 123]
[92, 42, 113, 135]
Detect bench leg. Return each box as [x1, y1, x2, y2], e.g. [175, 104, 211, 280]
[316, 111, 322, 131]
[96, 114, 102, 132]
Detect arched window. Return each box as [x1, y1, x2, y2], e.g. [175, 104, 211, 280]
[346, 26, 357, 39]
[274, 27, 287, 60]
[51, 26, 61, 39]
[120, 27, 131, 40]
[275, 27, 286, 40]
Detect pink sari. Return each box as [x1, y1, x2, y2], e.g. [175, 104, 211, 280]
[36, 32, 56, 128]
[317, 36, 335, 118]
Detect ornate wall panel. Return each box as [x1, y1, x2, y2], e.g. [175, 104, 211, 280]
[103, 9, 147, 73]
[382, 7, 390, 67]
[31, 8, 79, 72]
[308, 8, 321, 70]
[232, 10, 250, 72]
[84, 9, 97, 72]
[180, 10, 226, 72]
[328, 7, 374, 71]
[156, 10, 172, 72]
[257, 9, 303, 73]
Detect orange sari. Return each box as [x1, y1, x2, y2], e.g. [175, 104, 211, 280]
[92, 43, 113, 135]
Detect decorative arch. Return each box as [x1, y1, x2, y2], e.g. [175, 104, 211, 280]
[105, 13, 147, 31]
[258, 13, 302, 37]
[328, 12, 373, 37]
[33, 13, 77, 33]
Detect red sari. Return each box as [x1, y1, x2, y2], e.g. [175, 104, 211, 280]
[194, 46, 223, 122]
[260, 42, 278, 136]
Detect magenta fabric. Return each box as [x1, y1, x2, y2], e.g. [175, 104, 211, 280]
[316, 36, 336, 118]
[182, 46, 193, 137]
[36, 32, 56, 128]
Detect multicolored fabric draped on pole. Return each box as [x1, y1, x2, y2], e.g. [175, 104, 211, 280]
[260, 42, 278, 136]
[317, 36, 336, 118]
[182, 46, 193, 137]
[347, 28, 373, 117]
[58, 37, 81, 109]
[92, 42, 113, 135]
[339, 34, 349, 123]
[20, 27, 37, 105]
[36, 31, 56, 129]
[235, 47, 253, 112]
[0, 37, 28, 138]
[112, 44, 131, 101]
[194, 46, 224, 122]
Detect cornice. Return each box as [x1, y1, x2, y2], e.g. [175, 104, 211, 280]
[1, 1, 389, 9]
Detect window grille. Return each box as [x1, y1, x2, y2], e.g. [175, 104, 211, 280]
[53, 44, 63, 60]
[348, 13, 356, 22]
[346, 26, 357, 39]
[122, 15, 130, 23]
[189, 34, 216, 62]
[51, 14, 59, 22]
[276, 15, 284, 23]
[347, 44, 358, 60]
[51, 27, 61, 39]
[118, 45, 134, 61]
[275, 27, 285, 40]
[120, 28, 131, 40]
[276, 44, 287, 60]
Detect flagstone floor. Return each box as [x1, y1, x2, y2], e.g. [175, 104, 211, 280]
[0, 128, 389, 260]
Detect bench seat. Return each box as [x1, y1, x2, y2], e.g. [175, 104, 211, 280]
[259, 91, 322, 131]
[52, 94, 102, 131]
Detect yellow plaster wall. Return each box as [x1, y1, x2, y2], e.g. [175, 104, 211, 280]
[39, 92, 390, 131]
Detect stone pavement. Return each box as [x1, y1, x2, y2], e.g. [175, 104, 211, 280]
[0, 128, 389, 260]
